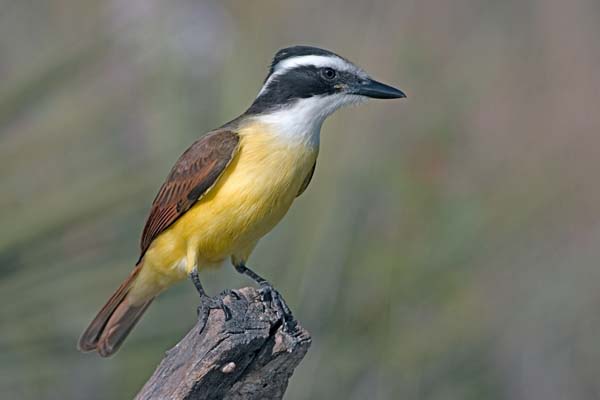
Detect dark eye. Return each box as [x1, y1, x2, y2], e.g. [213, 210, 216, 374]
[321, 67, 337, 80]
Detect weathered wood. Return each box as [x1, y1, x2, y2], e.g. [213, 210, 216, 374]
[135, 287, 311, 400]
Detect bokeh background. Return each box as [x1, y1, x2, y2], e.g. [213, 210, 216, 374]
[2, 0, 600, 399]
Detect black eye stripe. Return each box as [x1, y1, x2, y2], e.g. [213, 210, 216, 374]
[247, 65, 354, 115]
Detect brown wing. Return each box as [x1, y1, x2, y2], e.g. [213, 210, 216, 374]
[297, 161, 316, 197]
[138, 130, 239, 261]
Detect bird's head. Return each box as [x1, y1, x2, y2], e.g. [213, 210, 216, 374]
[245, 45, 406, 145]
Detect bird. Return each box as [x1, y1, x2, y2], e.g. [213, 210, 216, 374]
[78, 45, 406, 357]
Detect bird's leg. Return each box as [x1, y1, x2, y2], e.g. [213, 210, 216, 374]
[234, 263, 297, 333]
[191, 269, 231, 334]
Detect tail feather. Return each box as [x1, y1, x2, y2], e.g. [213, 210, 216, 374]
[96, 297, 154, 357]
[78, 263, 153, 357]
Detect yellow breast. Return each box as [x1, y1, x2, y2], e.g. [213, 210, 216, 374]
[131, 123, 318, 301]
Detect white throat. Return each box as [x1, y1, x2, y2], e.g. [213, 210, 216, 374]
[252, 94, 365, 148]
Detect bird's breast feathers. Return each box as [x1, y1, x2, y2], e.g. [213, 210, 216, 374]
[143, 123, 318, 276]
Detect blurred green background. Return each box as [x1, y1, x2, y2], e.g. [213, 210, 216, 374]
[2, 1, 600, 399]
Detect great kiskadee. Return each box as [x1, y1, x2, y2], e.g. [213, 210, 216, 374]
[78, 45, 406, 357]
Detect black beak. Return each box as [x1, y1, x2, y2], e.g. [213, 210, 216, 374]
[353, 78, 406, 99]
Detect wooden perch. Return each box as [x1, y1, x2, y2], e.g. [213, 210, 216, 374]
[135, 287, 311, 400]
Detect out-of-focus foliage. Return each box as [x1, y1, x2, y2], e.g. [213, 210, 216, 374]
[1, 1, 600, 399]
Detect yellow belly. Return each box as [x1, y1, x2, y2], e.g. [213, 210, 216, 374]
[129, 124, 318, 302]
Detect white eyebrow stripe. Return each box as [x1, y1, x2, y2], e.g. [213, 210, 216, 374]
[274, 55, 353, 74]
[257, 55, 364, 97]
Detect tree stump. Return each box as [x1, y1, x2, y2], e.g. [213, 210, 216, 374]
[135, 287, 311, 400]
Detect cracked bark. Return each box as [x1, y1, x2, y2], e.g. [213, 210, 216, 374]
[135, 287, 311, 400]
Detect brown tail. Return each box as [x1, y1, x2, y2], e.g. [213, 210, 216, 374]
[78, 263, 154, 357]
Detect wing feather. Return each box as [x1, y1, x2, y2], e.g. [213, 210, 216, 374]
[297, 161, 316, 197]
[138, 130, 239, 261]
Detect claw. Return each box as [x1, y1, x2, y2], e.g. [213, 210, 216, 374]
[259, 284, 297, 333]
[197, 295, 232, 335]
[220, 288, 241, 300]
[233, 263, 299, 334]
